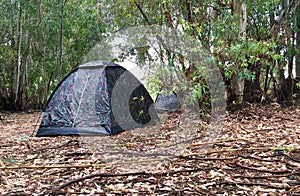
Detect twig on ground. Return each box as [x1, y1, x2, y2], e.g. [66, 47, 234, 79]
[52, 171, 147, 192]
[190, 138, 251, 147]
[283, 153, 300, 163]
[282, 186, 300, 195]
[234, 171, 300, 179]
[0, 157, 179, 170]
[0, 158, 6, 167]
[238, 154, 282, 162]
[49, 167, 211, 193]
[218, 180, 289, 190]
[182, 156, 237, 161]
[183, 146, 296, 157]
[0, 163, 106, 170]
[234, 161, 290, 174]
[32, 139, 81, 153]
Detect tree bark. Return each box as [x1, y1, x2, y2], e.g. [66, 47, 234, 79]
[296, 5, 300, 78]
[10, 0, 22, 109]
[57, 0, 65, 82]
[230, 0, 247, 104]
[278, 0, 295, 103]
[35, 0, 49, 106]
[19, 31, 31, 109]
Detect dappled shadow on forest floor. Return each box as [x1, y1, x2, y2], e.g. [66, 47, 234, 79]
[1, 103, 300, 195]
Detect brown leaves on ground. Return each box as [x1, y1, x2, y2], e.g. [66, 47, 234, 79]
[1, 103, 300, 195]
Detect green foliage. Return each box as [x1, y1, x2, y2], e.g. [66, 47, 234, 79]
[217, 38, 283, 82]
[188, 68, 211, 116]
[147, 66, 176, 99]
[0, 0, 299, 109]
[108, 0, 295, 111]
[0, 0, 106, 108]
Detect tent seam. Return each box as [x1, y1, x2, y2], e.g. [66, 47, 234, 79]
[72, 73, 90, 127]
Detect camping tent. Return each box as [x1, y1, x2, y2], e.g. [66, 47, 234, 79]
[36, 60, 158, 136]
[155, 90, 180, 113]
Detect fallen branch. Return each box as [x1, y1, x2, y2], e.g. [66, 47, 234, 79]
[283, 153, 300, 163]
[52, 171, 147, 192]
[182, 156, 237, 161]
[0, 144, 16, 148]
[0, 163, 106, 170]
[219, 180, 289, 190]
[238, 154, 282, 162]
[183, 146, 296, 157]
[234, 161, 290, 174]
[244, 153, 300, 168]
[0, 158, 172, 170]
[234, 171, 300, 179]
[32, 139, 81, 153]
[283, 186, 300, 195]
[190, 138, 251, 147]
[49, 167, 210, 193]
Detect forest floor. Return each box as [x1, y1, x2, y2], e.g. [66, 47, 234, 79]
[1, 103, 300, 195]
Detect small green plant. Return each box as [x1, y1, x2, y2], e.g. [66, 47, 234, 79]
[133, 96, 144, 102]
[138, 109, 144, 117]
[1, 157, 17, 165]
[146, 66, 176, 99]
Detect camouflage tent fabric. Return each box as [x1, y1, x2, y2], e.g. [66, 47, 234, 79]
[155, 91, 180, 113]
[36, 60, 158, 136]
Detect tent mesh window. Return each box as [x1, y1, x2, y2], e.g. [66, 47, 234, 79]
[105, 66, 155, 134]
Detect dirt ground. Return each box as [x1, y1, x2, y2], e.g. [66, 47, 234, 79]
[1, 103, 300, 195]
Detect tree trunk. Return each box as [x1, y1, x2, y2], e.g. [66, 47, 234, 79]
[230, 0, 247, 104]
[36, 0, 50, 106]
[278, 0, 294, 104]
[19, 31, 31, 109]
[296, 5, 300, 79]
[10, 0, 22, 110]
[57, 0, 65, 82]
[42, 46, 48, 106]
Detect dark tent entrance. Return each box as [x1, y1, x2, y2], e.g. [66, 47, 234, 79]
[36, 60, 158, 137]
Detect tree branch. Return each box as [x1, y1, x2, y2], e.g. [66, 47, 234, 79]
[134, 1, 151, 25]
[234, 161, 290, 174]
[270, 0, 300, 34]
[49, 167, 210, 193]
[52, 171, 147, 192]
[183, 146, 297, 157]
[0, 163, 106, 170]
[234, 171, 300, 179]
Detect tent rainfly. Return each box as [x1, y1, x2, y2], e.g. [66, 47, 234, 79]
[36, 60, 158, 136]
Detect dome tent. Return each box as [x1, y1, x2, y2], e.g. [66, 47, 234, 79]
[155, 89, 180, 113]
[36, 60, 158, 136]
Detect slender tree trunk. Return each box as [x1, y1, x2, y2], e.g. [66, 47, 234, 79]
[36, 0, 48, 106]
[11, 0, 22, 109]
[230, 0, 247, 104]
[278, 0, 294, 103]
[296, 5, 300, 78]
[19, 30, 31, 109]
[42, 45, 48, 105]
[57, 0, 65, 82]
